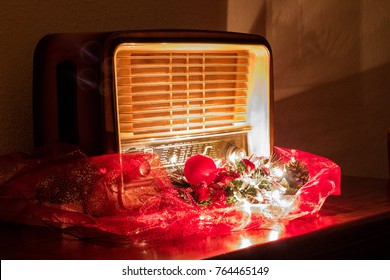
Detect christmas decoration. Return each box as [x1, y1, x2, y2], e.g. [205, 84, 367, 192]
[283, 158, 310, 195]
[0, 146, 341, 242]
[173, 152, 310, 206]
[183, 154, 217, 186]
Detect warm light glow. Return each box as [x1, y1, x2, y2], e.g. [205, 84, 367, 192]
[270, 167, 284, 178]
[235, 197, 253, 229]
[228, 152, 238, 163]
[238, 237, 254, 249]
[170, 154, 178, 164]
[113, 42, 271, 158]
[267, 230, 280, 241]
[227, 146, 247, 163]
[270, 189, 294, 209]
[256, 192, 264, 203]
[291, 156, 296, 163]
[267, 224, 284, 241]
[271, 189, 281, 200]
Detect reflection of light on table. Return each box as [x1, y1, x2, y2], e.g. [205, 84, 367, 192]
[237, 224, 283, 250]
[267, 228, 281, 241]
[238, 237, 254, 249]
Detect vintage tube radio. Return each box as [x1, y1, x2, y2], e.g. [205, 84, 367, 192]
[33, 30, 273, 167]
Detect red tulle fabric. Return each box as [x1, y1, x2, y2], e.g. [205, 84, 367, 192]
[0, 145, 340, 242]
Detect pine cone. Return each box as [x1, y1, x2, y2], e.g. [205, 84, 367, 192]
[284, 159, 309, 195]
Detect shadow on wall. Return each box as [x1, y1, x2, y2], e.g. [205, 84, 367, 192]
[267, 0, 390, 179]
[274, 62, 390, 179]
[249, 4, 266, 36]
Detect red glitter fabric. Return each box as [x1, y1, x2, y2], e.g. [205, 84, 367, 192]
[0, 145, 340, 242]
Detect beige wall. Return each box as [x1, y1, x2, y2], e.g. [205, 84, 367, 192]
[1, 0, 389, 178]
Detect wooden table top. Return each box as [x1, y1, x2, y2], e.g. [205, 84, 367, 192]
[1, 176, 389, 260]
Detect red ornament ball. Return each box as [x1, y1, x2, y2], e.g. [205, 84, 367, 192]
[184, 154, 217, 185]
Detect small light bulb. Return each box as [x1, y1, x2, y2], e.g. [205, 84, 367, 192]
[268, 229, 280, 241]
[291, 156, 296, 163]
[170, 154, 178, 164]
[271, 189, 281, 200]
[256, 192, 264, 203]
[271, 167, 284, 178]
[238, 237, 253, 249]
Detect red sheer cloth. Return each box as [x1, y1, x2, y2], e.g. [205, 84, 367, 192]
[0, 145, 340, 242]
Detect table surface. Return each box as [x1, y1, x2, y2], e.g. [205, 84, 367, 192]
[0, 176, 389, 260]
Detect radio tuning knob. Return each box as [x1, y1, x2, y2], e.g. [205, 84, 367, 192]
[226, 145, 246, 163]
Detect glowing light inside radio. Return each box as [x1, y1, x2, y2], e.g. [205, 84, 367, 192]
[114, 43, 271, 157]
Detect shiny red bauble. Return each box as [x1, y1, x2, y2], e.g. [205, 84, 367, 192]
[183, 154, 217, 185]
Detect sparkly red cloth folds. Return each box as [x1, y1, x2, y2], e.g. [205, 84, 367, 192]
[0, 146, 340, 242]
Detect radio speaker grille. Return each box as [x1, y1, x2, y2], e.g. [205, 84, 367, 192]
[114, 48, 251, 142]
